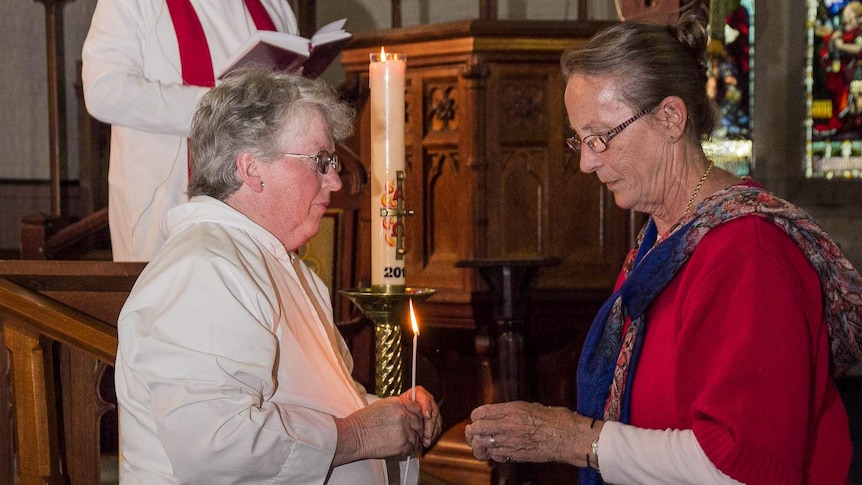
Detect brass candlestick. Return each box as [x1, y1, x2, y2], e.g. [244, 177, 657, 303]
[341, 287, 435, 397]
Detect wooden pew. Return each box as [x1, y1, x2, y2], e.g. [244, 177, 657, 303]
[0, 261, 142, 485]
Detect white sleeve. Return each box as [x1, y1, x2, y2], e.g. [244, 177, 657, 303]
[122, 254, 337, 484]
[598, 421, 744, 485]
[81, 0, 207, 136]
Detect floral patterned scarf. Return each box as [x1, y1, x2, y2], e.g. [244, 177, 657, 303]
[576, 184, 862, 485]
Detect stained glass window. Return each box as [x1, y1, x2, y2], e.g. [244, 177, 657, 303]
[807, 0, 862, 178]
[703, 0, 754, 177]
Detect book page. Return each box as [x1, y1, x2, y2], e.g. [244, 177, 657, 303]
[218, 19, 350, 79]
[311, 18, 349, 46]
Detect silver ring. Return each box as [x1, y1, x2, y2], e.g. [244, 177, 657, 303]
[489, 435, 496, 448]
[505, 457, 510, 463]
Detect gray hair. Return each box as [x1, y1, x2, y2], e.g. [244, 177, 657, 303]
[187, 67, 355, 200]
[561, 6, 718, 141]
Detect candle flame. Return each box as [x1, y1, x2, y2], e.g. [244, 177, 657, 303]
[409, 298, 420, 336]
[380, 46, 386, 59]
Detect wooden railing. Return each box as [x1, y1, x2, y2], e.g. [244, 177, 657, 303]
[0, 261, 142, 485]
[1, 278, 115, 485]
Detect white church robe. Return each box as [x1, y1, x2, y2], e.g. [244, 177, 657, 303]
[116, 196, 395, 484]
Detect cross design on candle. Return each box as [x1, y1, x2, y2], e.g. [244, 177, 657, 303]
[379, 170, 414, 259]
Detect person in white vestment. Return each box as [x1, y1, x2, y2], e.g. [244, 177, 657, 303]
[115, 68, 442, 485]
[82, 0, 299, 261]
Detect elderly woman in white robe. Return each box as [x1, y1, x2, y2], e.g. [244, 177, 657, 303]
[115, 67, 442, 485]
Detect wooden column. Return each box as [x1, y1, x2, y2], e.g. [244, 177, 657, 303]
[34, 0, 70, 218]
[455, 258, 559, 402]
[479, 0, 497, 20]
[391, 0, 401, 28]
[456, 257, 560, 485]
[0, 325, 11, 485]
[4, 325, 64, 485]
[296, 0, 317, 39]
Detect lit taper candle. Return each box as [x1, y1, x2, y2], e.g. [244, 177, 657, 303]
[408, 298, 420, 400]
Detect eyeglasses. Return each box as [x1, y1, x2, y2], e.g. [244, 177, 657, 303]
[566, 105, 655, 154]
[283, 150, 340, 174]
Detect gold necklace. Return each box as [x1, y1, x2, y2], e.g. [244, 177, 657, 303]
[659, 160, 715, 241]
[683, 160, 714, 215]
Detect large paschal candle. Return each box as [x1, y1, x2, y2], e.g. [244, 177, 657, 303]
[369, 48, 406, 291]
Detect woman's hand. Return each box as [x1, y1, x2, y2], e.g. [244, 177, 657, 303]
[400, 386, 442, 448]
[333, 396, 424, 466]
[465, 401, 600, 467]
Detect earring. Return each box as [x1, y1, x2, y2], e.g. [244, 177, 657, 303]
[260, 181, 266, 189]
[668, 135, 676, 142]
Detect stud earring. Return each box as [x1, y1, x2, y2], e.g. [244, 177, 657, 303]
[668, 135, 676, 142]
[260, 181, 266, 189]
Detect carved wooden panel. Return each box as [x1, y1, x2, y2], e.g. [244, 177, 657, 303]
[499, 78, 548, 145]
[407, 69, 477, 296]
[498, 148, 546, 256]
[425, 150, 464, 259]
[425, 82, 459, 136]
[59, 346, 115, 485]
[538, 118, 631, 290]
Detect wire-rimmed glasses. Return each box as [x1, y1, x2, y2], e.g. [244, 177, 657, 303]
[566, 105, 655, 154]
[283, 150, 340, 174]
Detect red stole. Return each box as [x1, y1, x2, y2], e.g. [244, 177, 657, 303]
[165, 0, 276, 175]
[165, 0, 277, 87]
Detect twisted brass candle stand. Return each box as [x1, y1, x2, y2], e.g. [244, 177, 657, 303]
[340, 287, 436, 397]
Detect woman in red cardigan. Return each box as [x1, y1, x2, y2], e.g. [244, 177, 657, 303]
[465, 6, 860, 485]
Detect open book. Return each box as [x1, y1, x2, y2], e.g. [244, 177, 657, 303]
[218, 18, 351, 79]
